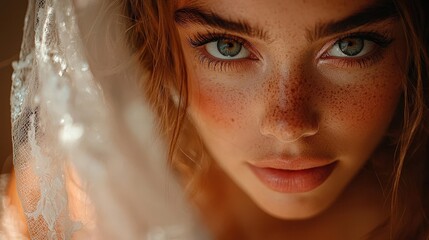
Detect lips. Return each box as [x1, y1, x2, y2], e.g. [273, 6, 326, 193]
[249, 159, 337, 193]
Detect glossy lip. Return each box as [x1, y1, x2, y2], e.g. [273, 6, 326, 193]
[248, 159, 338, 193]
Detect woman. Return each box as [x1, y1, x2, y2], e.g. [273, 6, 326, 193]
[4, 0, 428, 239]
[126, 0, 428, 239]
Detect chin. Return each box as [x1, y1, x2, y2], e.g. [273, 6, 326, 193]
[262, 201, 331, 220]
[249, 187, 341, 220]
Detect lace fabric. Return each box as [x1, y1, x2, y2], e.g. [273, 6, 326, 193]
[0, 174, 28, 239]
[9, 0, 206, 239]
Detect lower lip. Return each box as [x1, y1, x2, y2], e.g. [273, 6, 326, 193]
[249, 162, 337, 193]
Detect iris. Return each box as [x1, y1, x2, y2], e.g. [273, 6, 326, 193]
[339, 38, 364, 56]
[217, 39, 242, 57]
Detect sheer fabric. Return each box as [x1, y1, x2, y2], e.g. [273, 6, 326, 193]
[0, 174, 28, 239]
[9, 0, 206, 239]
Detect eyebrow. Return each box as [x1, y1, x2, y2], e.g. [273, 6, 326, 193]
[174, 6, 270, 41]
[307, 2, 398, 41]
[174, 2, 398, 43]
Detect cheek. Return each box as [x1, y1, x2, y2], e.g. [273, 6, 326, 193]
[188, 75, 251, 129]
[319, 40, 405, 131]
[321, 70, 403, 145]
[187, 74, 262, 161]
[329, 85, 396, 124]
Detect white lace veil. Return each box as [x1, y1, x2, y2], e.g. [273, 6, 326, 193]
[10, 0, 206, 239]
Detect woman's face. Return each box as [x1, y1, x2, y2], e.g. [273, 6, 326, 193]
[175, 0, 405, 219]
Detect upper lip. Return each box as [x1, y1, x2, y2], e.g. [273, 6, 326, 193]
[248, 156, 335, 171]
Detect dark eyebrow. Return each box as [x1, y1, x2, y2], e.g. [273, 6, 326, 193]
[174, 2, 398, 43]
[174, 6, 270, 41]
[307, 2, 398, 42]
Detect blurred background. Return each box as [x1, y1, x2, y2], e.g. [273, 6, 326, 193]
[0, 1, 27, 172]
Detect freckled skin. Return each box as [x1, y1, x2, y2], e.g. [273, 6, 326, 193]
[177, 0, 405, 238]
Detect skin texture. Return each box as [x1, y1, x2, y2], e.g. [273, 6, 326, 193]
[175, 0, 406, 238]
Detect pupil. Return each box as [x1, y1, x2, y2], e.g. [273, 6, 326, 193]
[339, 38, 364, 56]
[217, 39, 242, 57]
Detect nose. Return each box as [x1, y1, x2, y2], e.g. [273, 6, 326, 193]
[260, 72, 319, 143]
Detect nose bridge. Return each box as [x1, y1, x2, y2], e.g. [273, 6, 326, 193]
[260, 67, 318, 142]
[275, 68, 308, 111]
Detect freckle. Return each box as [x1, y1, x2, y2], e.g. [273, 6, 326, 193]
[231, 118, 235, 122]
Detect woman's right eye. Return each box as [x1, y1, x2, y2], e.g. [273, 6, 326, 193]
[205, 38, 250, 60]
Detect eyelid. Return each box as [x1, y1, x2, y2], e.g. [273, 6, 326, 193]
[189, 31, 243, 45]
[316, 31, 393, 58]
[325, 40, 376, 58]
[205, 41, 251, 60]
[316, 31, 393, 68]
[188, 32, 261, 59]
[187, 31, 262, 71]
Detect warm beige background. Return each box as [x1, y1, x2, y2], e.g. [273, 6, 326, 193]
[0, 2, 27, 172]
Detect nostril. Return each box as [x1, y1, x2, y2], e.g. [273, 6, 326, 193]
[261, 121, 319, 143]
[299, 123, 319, 138]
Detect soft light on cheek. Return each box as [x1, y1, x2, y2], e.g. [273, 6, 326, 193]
[189, 76, 246, 128]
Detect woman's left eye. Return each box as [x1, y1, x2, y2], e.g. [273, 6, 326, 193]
[205, 39, 250, 60]
[325, 37, 376, 58]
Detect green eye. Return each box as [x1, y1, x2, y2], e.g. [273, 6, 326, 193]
[217, 39, 243, 57]
[338, 38, 364, 56]
[205, 38, 250, 60]
[326, 37, 376, 58]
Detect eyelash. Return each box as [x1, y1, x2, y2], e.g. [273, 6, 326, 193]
[319, 32, 393, 68]
[188, 32, 258, 71]
[188, 31, 393, 71]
